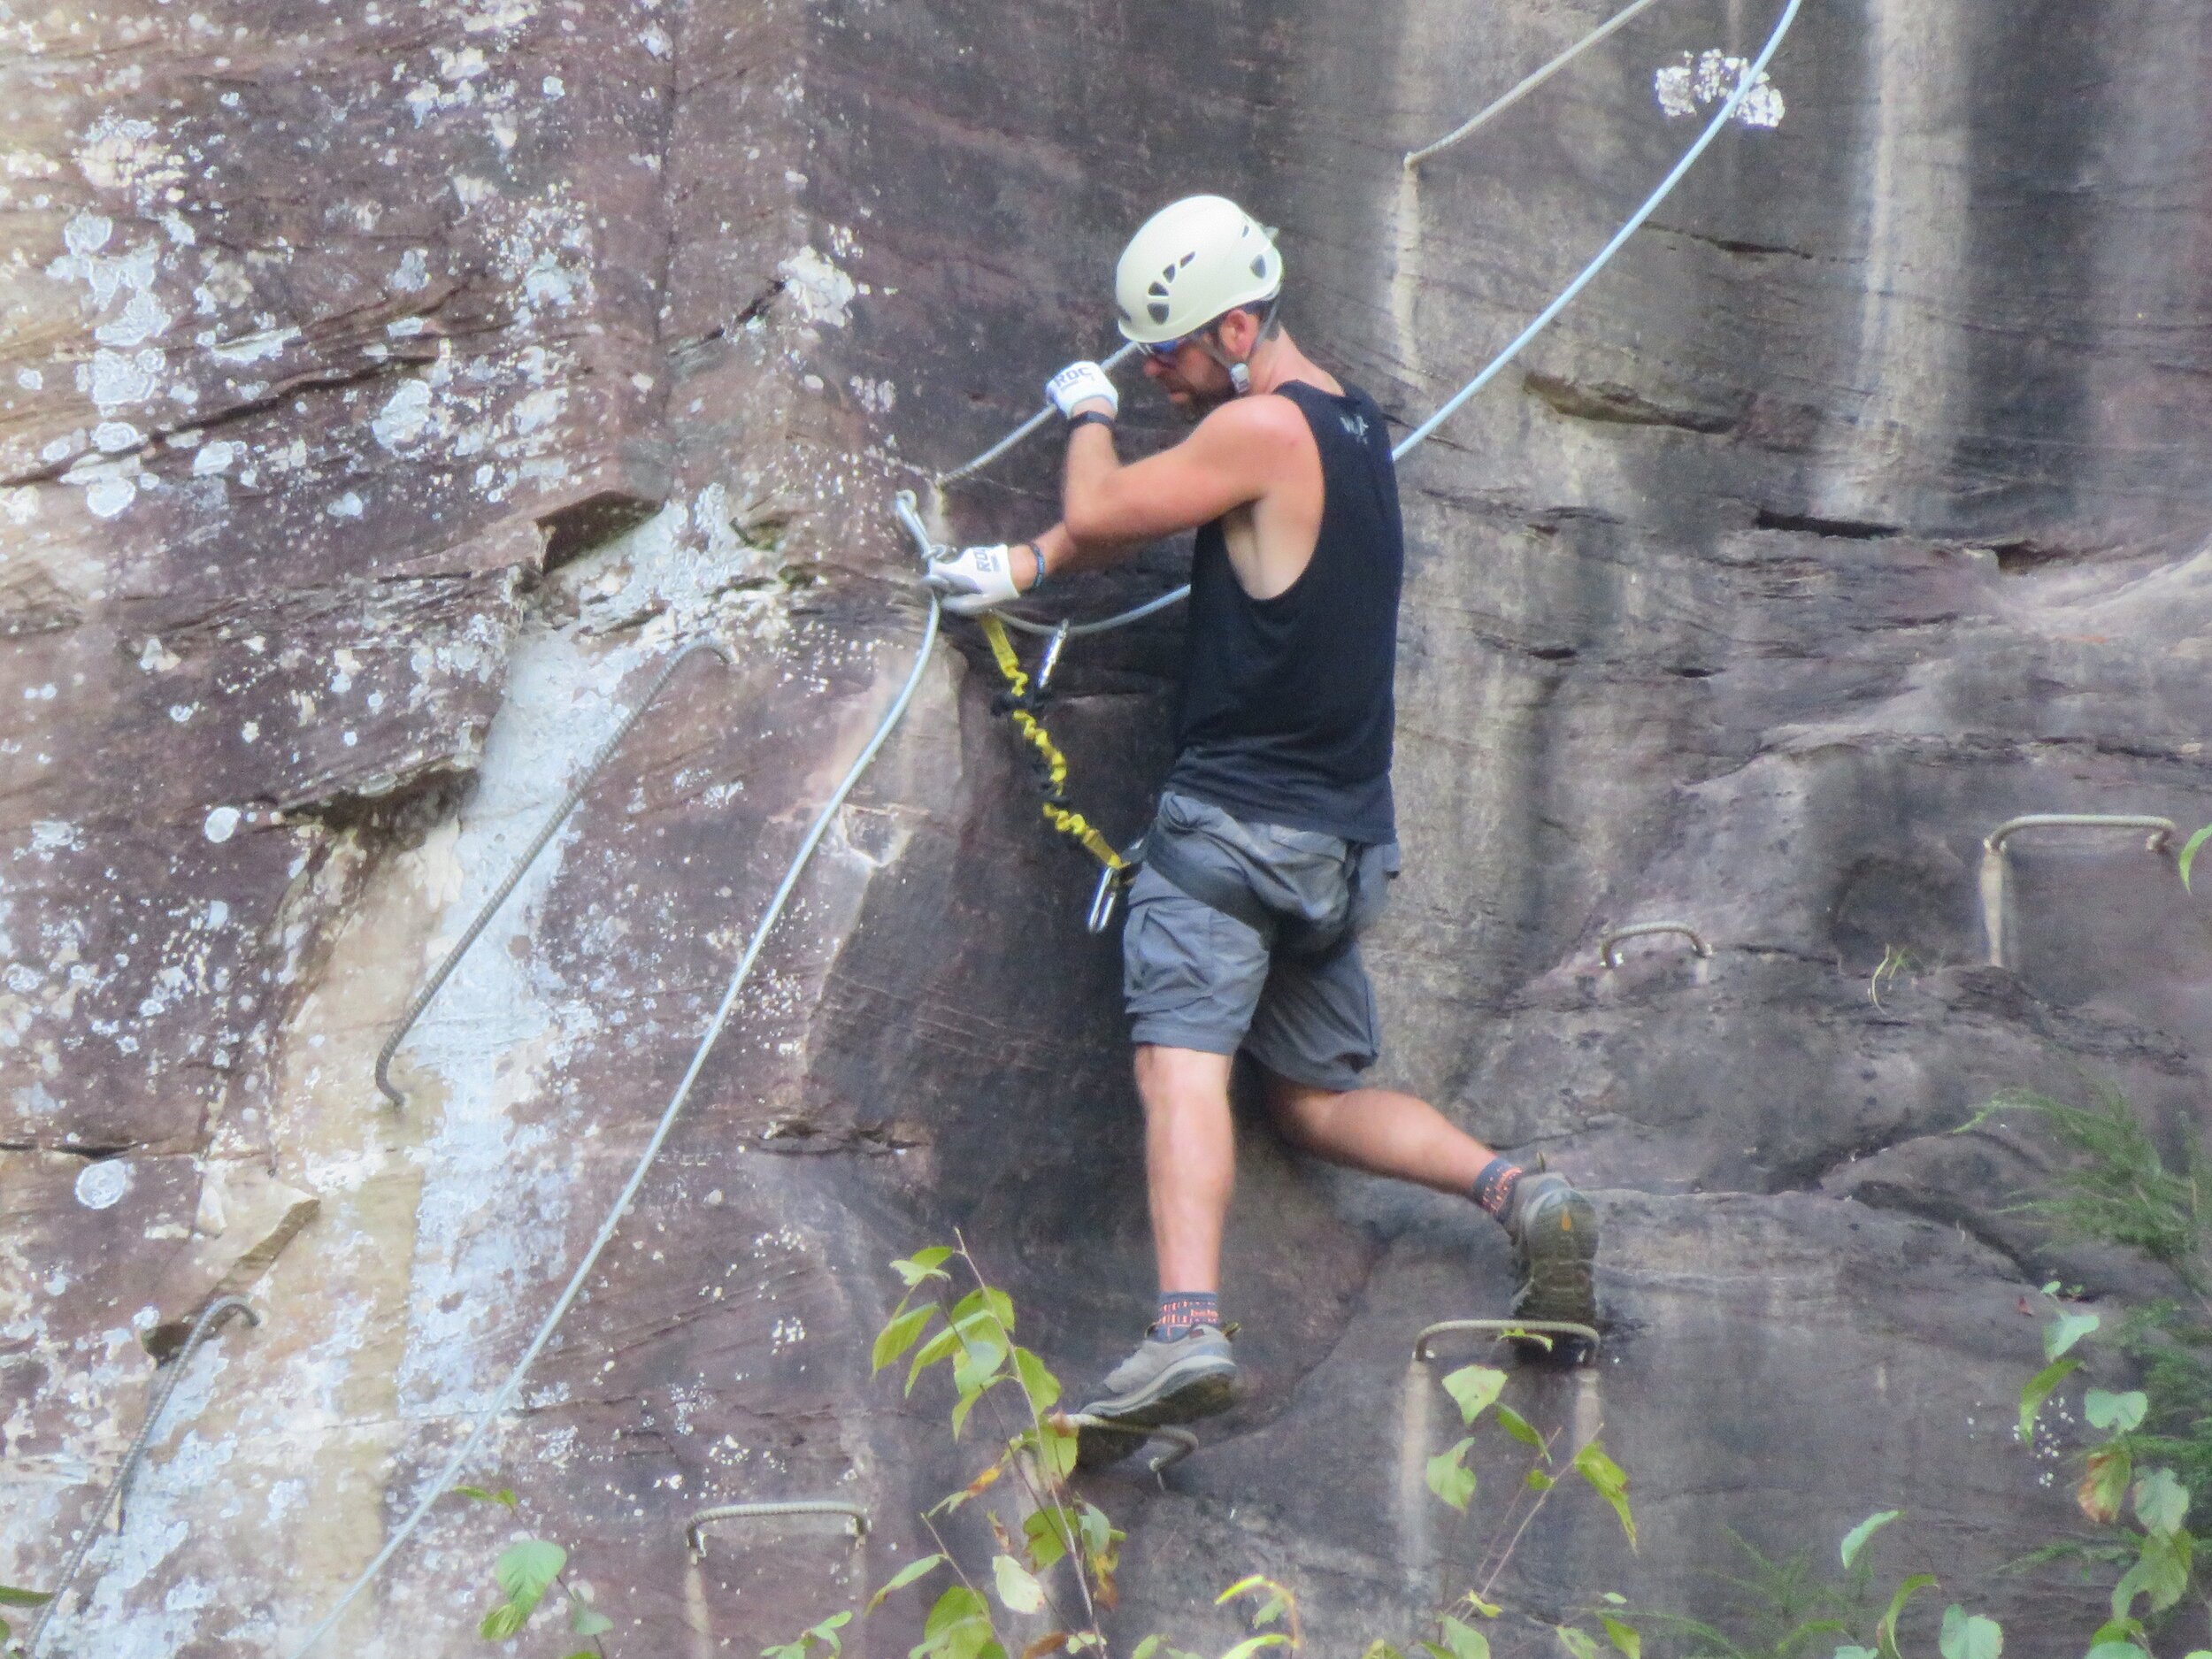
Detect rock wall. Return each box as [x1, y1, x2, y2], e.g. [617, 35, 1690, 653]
[4, 0, 2209, 1655]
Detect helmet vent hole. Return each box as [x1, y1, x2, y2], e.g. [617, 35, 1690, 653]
[1178, 252, 1195, 268]
[1148, 301, 1171, 324]
[1148, 280, 1169, 299]
[1251, 257, 1267, 277]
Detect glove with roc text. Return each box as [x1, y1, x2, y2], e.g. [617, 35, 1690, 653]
[925, 542, 1033, 616]
[1044, 360, 1118, 422]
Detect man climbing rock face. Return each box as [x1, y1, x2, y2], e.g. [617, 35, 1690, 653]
[926, 196, 1600, 1454]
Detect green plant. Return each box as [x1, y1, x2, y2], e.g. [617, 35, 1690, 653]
[2178, 825, 2211, 895]
[770, 1243, 1646, 1659]
[1868, 946, 1921, 1009]
[449, 1486, 613, 1656]
[0, 1585, 52, 1656]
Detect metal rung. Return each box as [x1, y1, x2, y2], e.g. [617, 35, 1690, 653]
[1985, 813, 2177, 855]
[1065, 1413, 1200, 1472]
[1600, 922, 1709, 969]
[1980, 814, 2179, 968]
[686, 1501, 868, 1554]
[1412, 1319, 1602, 1363]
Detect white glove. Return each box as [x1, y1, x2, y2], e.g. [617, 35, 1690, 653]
[1044, 360, 1118, 421]
[925, 542, 1031, 616]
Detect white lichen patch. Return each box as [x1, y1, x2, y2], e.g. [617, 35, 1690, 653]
[1655, 49, 1786, 128]
[778, 246, 857, 329]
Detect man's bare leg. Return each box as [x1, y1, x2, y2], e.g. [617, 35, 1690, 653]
[1133, 1044, 1238, 1294]
[1260, 1071, 1498, 1195]
[1260, 1066, 1600, 1333]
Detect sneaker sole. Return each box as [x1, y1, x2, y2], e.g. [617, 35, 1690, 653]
[1073, 1356, 1238, 1469]
[1512, 1187, 1600, 1328]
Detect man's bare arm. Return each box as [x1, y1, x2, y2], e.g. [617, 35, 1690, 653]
[1026, 401, 1309, 585]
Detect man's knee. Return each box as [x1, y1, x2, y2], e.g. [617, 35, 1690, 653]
[1262, 1071, 1346, 1150]
[1134, 1044, 1235, 1117]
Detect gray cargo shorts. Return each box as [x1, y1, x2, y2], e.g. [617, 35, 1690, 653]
[1122, 790, 1401, 1092]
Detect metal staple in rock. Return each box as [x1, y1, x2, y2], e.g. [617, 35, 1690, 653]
[1600, 921, 1710, 969]
[375, 638, 735, 1109]
[30, 1297, 261, 1658]
[685, 1500, 870, 1553]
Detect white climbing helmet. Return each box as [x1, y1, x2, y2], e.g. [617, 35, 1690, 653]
[1114, 195, 1283, 345]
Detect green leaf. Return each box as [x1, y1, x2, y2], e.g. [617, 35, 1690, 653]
[1442, 1365, 1508, 1426]
[1024, 1509, 1071, 1571]
[480, 1601, 531, 1640]
[563, 1650, 603, 1659]
[992, 1555, 1045, 1616]
[571, 1599, 616, 1637]
[2018, 1358, 2079, 1442]
[0, 1589, 51, 1608]
[1877, 1575, 1939, 1659]
[1426, 1437, 1478, 1512]
[1834, 1648, 1878, 1659]
[952, 1286, 1017, 1340]
[1034, 1418, 1079, 1479]
[2132, 1468, 2189, 1536]
[2079, 1446, 2132, 1524]
[1217, 1640, 1288, 1659]
[1132, 1641, 1162, 1659]
[2110, 1528, 2192, 1618]
[1601, 1615, 1641, 1659]
[1013, 1347, 1062, 1415]
[2083, 1389, 2147, 1434]
[1526, 1468, 1555, 1492]
[894, 1247, 954, 1286]
[1076, 1502, 1115, 1562]
[951, 1379, 986, 1440]
[1434, 1616, 1490, 1659]
[2046, 1310, 2101, 1362]
[1840, 1509, 1901, 1571]
[2178, 824, 2212, 893]
[1573, 1440, 1636, 1552]
[908, 1324, 962, 1393]
[875, 1304, 937, 1372]
[867, 1552, 947, 1612]
[1555, 1630, 1601, 1659]
[451, 1486, 518, 1510]
[2089, 1617, 2145, 1645]
[1363, 1646, 1408, 1659]
[494, 1539, 567, 1617]
[923, 1584, 990, 1640]
[2085, 1646, 2147, 1659]
[1937, 1605, 2001, 1659]
[1494, 1405, 1546, 1455]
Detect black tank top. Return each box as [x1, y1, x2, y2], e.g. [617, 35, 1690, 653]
[1164, 379, 1402, 844]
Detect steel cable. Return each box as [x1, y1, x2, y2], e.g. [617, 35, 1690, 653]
[285, 599, 941, 1658]
[29, 1298, 260, 1657]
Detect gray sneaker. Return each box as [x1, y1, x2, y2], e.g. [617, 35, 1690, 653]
[1072, 1325, 1238, 1468]
[1503, 1172, 1599, 1333]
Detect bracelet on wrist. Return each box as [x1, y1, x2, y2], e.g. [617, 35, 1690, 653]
[1069, 410, 1116, 430]
[1021, 542, 1046, 593]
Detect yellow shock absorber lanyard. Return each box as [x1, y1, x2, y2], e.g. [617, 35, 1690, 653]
[978, 614, 1129, 876]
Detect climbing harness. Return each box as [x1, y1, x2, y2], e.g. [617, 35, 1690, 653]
[280, 2, 1801, 1646]
[932, 0, 1802, 923]
[977, 612, 1131, 887]
[1412, 1318, 1604, 1364]
[375, 638, 734, 1110]
[1979, 812, 2178, 969]
[30, 1298, 260, 1658]
[1598, 920, 1711, 970]
[685, 1501, 869, 1553]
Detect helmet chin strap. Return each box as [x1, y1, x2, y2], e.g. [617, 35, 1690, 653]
[1196, 296, 1280, 396]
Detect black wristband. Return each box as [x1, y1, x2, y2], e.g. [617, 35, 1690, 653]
[1020, 542, 1046, 593]
[1069, 410, 1116, 430]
